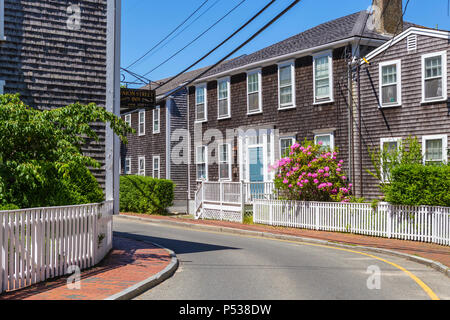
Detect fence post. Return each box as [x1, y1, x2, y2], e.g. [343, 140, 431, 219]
[431, 206, 435, 244]
[201, 181, 205, 219]
[240, 181, 245, 224]
[219, 182, 223, 221]
[387, 204, 392, 239]
[269, 200, 273, 226]
[315, 204, 319, 230]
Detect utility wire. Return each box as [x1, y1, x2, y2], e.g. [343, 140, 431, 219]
[125, 0, 210, 70]
[143, 0, 247, 78]
[155, 0, 276, 91]
[143, 0, 223, 64]
[155, 0, 302, 104]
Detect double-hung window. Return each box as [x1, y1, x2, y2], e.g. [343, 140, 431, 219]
[217, 77, 231, 119]
[379, 60, 402, 107]
[315, 133, 334, 151]
[280, 137, 295, 157]
[138, 157, 145, 176]
[313, 51, 333, 104]
[422, 51, 447, 103]
[153, 106, 160, 134]
[138, 110, 145, 136]
[422, 135, 448, 165]
[380, 137, 401, 182]
[153, 156, 160, 179]
[196, 146, 208, 181]
[247, 69, 262, 114]
[124, 158, 131, 175]
[278, 61, 295, 109]
[218, 143, 231, 180]
[124, 114, 131, 127]
[195, 84, 207, 122]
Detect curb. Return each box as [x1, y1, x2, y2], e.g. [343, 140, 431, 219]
[104, 240, 179, 301]
[115, 215, 450, 278]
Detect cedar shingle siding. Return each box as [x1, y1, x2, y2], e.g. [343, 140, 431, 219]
[358, 33, 450, 199]
[0, 0, 108, 187]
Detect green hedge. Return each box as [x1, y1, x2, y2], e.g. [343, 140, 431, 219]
[383, 164, 450, 207]
[120, 175, 175, 214]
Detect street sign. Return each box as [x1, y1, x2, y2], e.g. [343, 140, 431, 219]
[120, 88, 156, 112]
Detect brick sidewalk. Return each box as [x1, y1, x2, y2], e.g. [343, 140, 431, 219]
[121, 213, 450, 268]
[0, 237, 173, 300]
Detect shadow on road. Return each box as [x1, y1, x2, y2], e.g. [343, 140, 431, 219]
[114, 231, 241, 255]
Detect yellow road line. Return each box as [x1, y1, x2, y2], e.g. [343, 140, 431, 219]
[119, 217, 441, 300]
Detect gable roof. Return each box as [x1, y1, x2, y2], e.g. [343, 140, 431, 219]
[195, 10, 419, 81]
[362, 27, 450, 63]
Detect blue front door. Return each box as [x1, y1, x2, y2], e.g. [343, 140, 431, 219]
[249, 147, 264, 182]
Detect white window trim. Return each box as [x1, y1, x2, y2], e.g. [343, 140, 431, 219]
[218, 143, 232, 181]
[195, 84, 208, 123]
[379, 59, 402, 108]
[152, 155, 161, 179]
[380, 137, 402, 183]
[277, 60, 296, 110]
[246, 68, 263, 115]
[279, 136, 296, 158]
[422, 134, 448, 164]
[217, 77, 231, 120]
[196, 145, 208, 181]
[138, 110, 145, 136]
[153, 106, 160, 134]
[124, 157, 131, 175]
[138, 156, 146, 176]
[124, 114, 131, 127]
[314, 132, 335, 151]
[313, 50, 334, 105]
[421, 51, 448, 104]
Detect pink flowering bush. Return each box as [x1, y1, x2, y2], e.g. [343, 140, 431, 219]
[270, 140, 353, 202]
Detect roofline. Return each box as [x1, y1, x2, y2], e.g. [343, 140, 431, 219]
[362, 27, 450, 63]
[192, 36, 386, 84]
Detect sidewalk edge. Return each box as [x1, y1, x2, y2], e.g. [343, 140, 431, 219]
[104, 239, 179, 301]
[115, 215, 449, 278]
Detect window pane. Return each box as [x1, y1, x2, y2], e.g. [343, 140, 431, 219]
[316, 135, 331, 150]
[426, 139, 443, 161]
[248, 92, 259, 112]
[425, 56, 442, 79]
[196, 147, 205, 163]
[280, 138, 293, 157]
[382, 65, 397, 85]
[315, 79, 330, 98]
[220, 163, 229, 179]
[218, 81, 228, 100]
[280, 86, 292, 105]
[248, 73, 259, 93]
[196, 103, 205, 120]
[279, 66, 291, 87]
[382, 84, 398, 104]
[425, 78, 443, 99]
[196, 87, 205, 104]
[219, 144, 228, 162]
[315, 56, 329, 79]
[218, 99, 228, 117]
[383, 141, 398, 153]
[197, 164, 206, 180]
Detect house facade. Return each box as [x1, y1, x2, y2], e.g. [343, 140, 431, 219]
[186, 3, 417, 203]
[0, 0, 122, 212]
[356, 27, 450, 199]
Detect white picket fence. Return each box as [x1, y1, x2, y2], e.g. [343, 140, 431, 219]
[0, 201, 113, 294]
[253, 200, 450, 246]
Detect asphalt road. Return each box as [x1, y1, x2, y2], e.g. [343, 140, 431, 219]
[114, 217, 450, 300]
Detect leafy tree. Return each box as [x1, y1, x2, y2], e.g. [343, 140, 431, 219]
[0, 94, 134, 209]
[271, 139, 353, 202]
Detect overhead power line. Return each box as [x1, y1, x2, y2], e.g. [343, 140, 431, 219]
[125, 0, 210, 70]
[156, 0, 303, 104]
[154, 0, 276, 91]
[143, 0, 247, 78]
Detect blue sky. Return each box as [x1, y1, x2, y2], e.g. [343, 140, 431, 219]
[121, 0, 450, 87]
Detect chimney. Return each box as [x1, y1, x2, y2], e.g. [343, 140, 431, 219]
[372, 0, 403, 35]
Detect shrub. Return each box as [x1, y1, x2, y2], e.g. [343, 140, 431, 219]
[120, 175, 175, 214]
[0, 204, 20, 211]
[0, 94, 133, 209]
[271, 139, 353, 202]
[383, 164, 450, 207]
